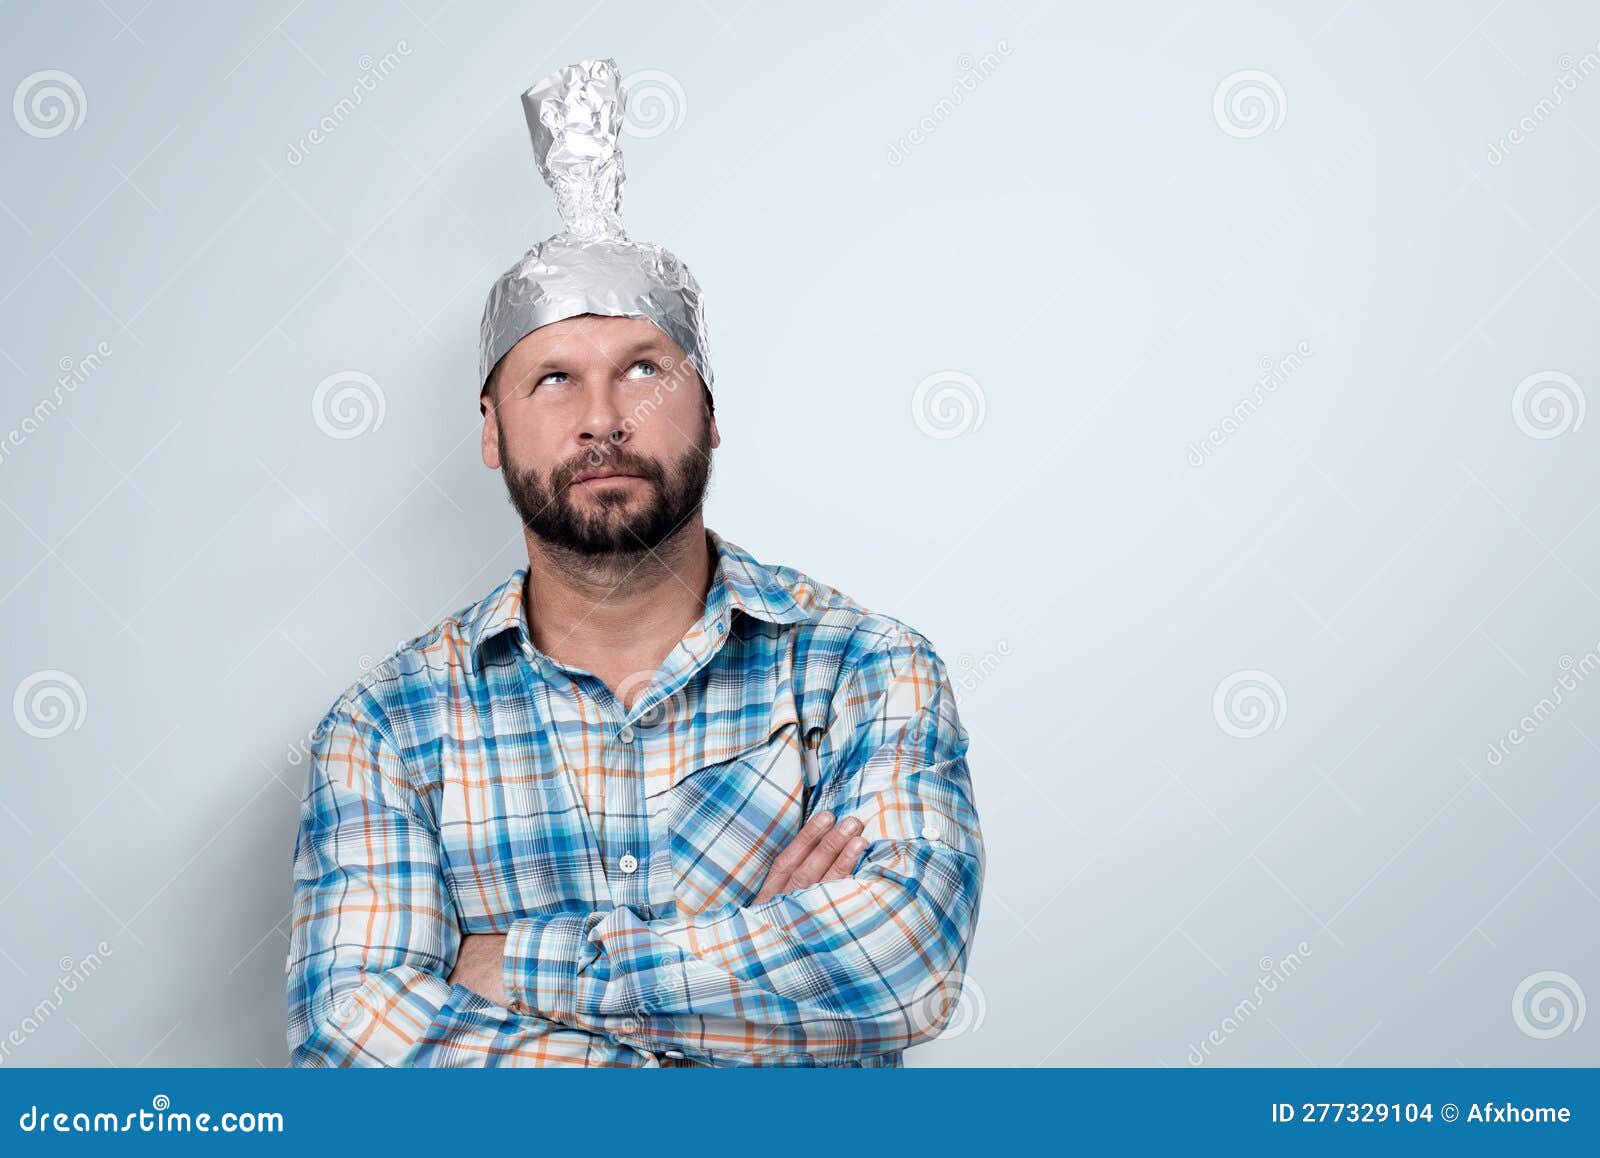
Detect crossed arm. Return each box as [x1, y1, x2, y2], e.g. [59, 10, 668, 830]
[286, 628, 984, 1066]
[447, 804, 870, 1001]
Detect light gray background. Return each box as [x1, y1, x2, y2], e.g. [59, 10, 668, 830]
[2, 1, 1597, 1067]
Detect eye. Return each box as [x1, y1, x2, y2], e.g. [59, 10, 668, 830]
[625, 359, 658, 378]
[535, 371, 568, 386]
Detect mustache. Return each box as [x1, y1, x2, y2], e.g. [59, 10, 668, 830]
[554, 450, 663, 488]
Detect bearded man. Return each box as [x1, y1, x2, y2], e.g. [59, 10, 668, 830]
[286, 58, 984, 1068]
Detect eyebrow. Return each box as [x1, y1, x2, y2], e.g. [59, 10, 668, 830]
[525, 336, 673, 375]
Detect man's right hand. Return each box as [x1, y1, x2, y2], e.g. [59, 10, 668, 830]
[753, 810, 868, 903]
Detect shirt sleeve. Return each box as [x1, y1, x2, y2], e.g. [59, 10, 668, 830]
[286, 697, 613, 1067]
[500, 627, 986, 1065]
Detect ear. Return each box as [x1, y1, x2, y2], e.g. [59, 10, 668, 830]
[481, 392, 501, 470]
[708, 409, 720, 451]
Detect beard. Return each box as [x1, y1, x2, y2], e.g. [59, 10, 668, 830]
[498, 409, 714, 557]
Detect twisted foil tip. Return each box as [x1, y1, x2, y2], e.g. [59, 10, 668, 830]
[521, 58, 627, 241]
[481, 57, 714, 396]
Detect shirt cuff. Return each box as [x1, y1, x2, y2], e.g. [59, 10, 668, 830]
[503, 911, 602, 1022]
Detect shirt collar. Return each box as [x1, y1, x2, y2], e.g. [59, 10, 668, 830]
[707, 528, 811, 628]
[466, 528, 810, 667]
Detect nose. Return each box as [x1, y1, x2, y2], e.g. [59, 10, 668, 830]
[577, 383, 629, 452]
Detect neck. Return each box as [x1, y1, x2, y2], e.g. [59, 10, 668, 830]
[520, 514, 715, 681]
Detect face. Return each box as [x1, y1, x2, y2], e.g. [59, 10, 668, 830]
[481, 313, 719, 557]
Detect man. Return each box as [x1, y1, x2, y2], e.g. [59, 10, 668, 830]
[285, 59, 984, 1067]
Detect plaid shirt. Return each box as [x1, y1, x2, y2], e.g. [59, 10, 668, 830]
[286, 529, 984, 1067]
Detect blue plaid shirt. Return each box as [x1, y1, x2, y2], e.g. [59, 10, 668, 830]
[286, 529, 984, 1066]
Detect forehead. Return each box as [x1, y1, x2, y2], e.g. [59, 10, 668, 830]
[507, 313, 678, 365]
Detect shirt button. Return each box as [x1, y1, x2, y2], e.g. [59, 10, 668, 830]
[619, 852, 639, 874]
[662, 1049, 686, 1059]
[618, 724, 635, 743]
[921, 824, 942, 842]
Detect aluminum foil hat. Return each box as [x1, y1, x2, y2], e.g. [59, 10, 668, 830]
[477, 58, 713, 402]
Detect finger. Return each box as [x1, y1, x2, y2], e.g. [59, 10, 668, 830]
[759, 810, 835, 897]
[792, 815, 863, 888]
[821, 835, 869, 882]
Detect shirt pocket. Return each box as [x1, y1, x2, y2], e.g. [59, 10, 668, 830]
[652, 710, 822, 916]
